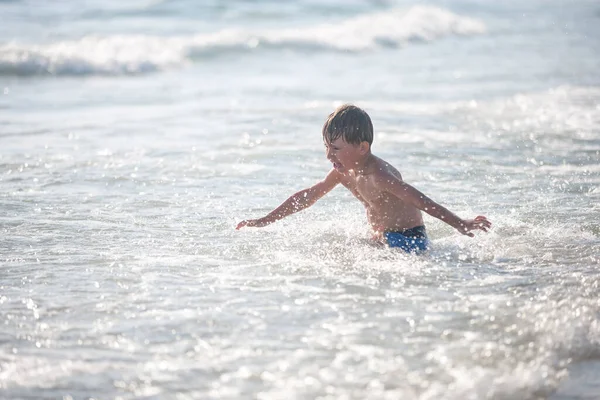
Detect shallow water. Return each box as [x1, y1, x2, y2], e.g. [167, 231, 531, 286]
[1, 0, 599, 399]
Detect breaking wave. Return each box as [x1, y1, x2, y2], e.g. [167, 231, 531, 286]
[0, 6, 485, 76]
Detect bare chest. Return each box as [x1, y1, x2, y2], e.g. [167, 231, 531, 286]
[340, 174, 382, 205]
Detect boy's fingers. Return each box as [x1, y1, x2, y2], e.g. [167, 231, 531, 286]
[236, 221, 247, 230]
[474, 216, 491, 229]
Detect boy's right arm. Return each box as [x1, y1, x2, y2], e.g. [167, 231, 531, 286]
[236, 169, 341, 230]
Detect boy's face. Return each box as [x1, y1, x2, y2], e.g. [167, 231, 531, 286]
[324, 137, 364, 173]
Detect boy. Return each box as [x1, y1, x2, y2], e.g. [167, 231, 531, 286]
[236, 104, 491, 252]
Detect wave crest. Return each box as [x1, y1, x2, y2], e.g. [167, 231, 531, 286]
[0, 6, 486, 76]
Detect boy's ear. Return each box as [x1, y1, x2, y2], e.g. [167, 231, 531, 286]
[359, 141, 370, 154]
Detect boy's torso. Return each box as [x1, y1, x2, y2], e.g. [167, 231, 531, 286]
[337, 156, 424, 233]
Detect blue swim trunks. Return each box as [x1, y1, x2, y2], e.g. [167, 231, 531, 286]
[384, 225, 429, 253]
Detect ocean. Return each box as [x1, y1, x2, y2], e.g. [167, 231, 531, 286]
[1, 0, 599, 399]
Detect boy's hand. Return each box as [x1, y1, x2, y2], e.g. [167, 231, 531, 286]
[457, 215, 491, 237]
[236, 218, 269, 230]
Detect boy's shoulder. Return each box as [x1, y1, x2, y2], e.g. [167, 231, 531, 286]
[370, 156, 403, 181]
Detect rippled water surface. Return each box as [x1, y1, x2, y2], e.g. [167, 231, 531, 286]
[1, 0, 599, 399]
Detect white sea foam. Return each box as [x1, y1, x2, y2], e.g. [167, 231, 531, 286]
[0, 6, 485, 76]
[453, 86, 600, 138]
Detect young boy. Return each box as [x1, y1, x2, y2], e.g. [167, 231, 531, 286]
[236, 104, 491, 252]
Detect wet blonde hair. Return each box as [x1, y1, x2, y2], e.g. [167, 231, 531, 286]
[322, 104, 373, 146]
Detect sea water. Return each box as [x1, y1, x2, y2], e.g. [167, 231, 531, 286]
[1, 0, 599, 399]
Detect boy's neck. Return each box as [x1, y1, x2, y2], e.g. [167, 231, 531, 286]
[354, 153, 376, 176]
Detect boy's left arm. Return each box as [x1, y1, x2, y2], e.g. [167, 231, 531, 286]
[378, 175, 491, 236]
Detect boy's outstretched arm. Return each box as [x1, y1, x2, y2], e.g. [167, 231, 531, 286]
[236, 169, 341, 230]
[378, 175, 491, 237]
